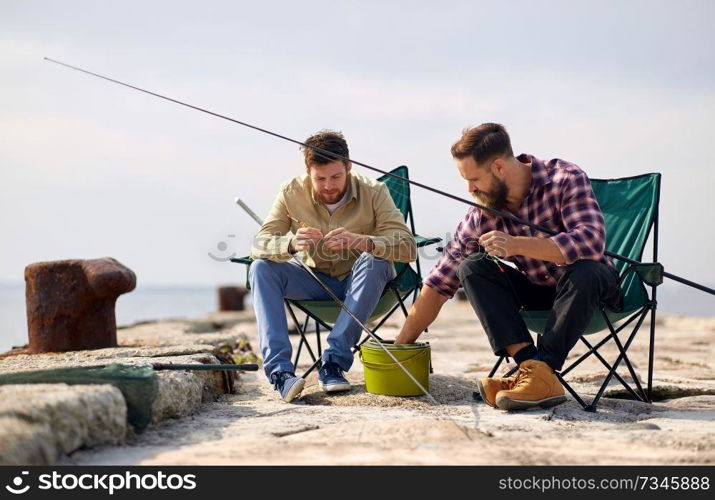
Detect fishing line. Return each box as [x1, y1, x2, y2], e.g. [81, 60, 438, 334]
[236, 198, 474, 439]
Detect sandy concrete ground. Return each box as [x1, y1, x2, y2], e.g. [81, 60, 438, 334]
[61, 302, 715, 465]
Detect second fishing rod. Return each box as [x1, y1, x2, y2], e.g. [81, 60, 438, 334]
[43, 57, 715, 296]
[236, 199, 475, 439]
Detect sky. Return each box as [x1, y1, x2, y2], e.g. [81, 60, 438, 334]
[1, 0, 714, 295]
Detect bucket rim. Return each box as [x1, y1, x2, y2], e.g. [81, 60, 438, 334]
[360, 340, 430, 351]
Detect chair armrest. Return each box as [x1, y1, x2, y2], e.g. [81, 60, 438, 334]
[415, 234, 442, 248]
[619, 262, 664, 287]
[230, 256, 254, 265]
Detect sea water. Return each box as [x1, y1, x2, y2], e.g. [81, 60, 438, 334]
[0, 280, 711, 352]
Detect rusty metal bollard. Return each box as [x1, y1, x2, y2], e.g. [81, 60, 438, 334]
[25, 257, 136, 353]
[218, 286, 249, 311]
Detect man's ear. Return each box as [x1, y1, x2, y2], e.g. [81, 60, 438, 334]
[345, 162, 352, 174]
[491, 158, 506, 179]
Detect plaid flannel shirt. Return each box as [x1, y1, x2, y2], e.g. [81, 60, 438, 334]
[425, 154, 615, 298]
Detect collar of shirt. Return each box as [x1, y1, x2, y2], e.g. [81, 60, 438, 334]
[309, 172, 359, 206]
[517, 153, 552, 191]
[510, 153, 551, 221]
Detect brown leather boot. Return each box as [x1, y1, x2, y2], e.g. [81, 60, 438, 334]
[477, 375, 517, 408]
[495, 359, 567, 411]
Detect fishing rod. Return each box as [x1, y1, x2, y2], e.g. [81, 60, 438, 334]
[152, 363, 259, 371]
[44, 57, 714, 296]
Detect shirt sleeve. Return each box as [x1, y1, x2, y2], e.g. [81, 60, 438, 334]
[549, 171, 607, 265]
[424, 208, 481, 298]
[368, 183, 417, 262]
[249, 187, 295, 262]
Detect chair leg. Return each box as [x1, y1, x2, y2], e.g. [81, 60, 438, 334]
[292, 317, 315, 368]
[602, 309, 649, 401]
[357, 331, 384, 347]
[286, 303, 305, 368]
[561, 309, 643, 377]
[486, 356, 518, 378]
[292, 313, 317, 367]
[394, 287, 410, 317]
[315, 321, 322, 368]
[563, 333, 616, 376]
[579, 336, 643, 402]
[648, 303, 657, 402]
[302, 333, 384, 379]
[488, 357, 504, 377]
[293, 337, 304, 368]
[371, 299, 404, 333]
[549, 307, 650, 411]
[607, 324, 648, 401]
[297, 287, 415, 379]
[556, 373, 590, 410]
[588, 307, 649, 409]
[301, 355, 321, 379]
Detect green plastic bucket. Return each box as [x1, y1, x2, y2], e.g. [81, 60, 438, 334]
[360, 340, 430, 396]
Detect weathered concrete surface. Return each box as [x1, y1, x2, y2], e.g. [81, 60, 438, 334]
[58, 303, 715, 465]
[0, 384, 126, 465]
[116, 311, 255, 348]
[0, 316, 254, 465]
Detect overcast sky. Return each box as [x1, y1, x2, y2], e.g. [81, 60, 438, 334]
[1, 0, 714, 292]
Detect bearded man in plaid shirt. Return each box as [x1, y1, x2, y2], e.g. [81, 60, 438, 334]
[395, 123, 623, 411]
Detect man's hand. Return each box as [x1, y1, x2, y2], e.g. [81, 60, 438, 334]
[479, 231, 568, 264]
[478, 230, 521, 258]
[290, 226, 323, 252]
[323, 227, 374, 252]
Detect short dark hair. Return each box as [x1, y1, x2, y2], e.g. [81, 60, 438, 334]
[301, 130, 350, 169]
[450, 123, 513, 165]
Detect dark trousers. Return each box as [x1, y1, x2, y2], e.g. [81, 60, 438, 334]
[456, 254, 623, 371]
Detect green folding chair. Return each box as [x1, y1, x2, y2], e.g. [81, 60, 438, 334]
[232, 166, 441, 377]
[487, 173, 663, 411]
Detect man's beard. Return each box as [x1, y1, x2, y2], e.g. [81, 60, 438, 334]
[318, 186, 347, 204]
[471, 175, 509, 218]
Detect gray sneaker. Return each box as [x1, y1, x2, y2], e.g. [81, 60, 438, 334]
[270, 371, 305, 402]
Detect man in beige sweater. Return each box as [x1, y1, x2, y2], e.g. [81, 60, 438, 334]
[250, 130, 416, 402]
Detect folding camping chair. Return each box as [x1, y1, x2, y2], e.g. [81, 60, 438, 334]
[487, 173, 663, 411]
[232, 166, 441, 377]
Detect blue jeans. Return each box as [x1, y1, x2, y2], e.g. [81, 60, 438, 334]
[249, 252, 395, 379]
